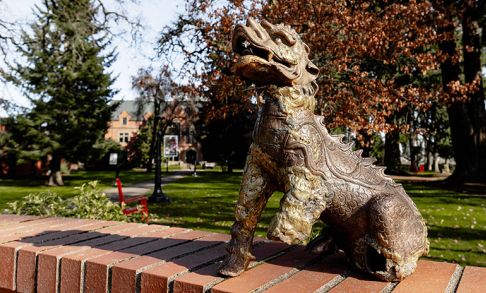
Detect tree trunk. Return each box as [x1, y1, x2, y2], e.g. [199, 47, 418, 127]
[146, 101, 161, 172]
[48, 155, 64, 186]
[446, 5, 486, 182]
[384, 129, 402, 174]
[426, 104, 437, 172]
[426, 151, 432, 171]
[443, 158, 451, 174]
[433, 153, 440, 173]
[7, 153, 16, 178]
[408, 134, 417, 172]
[357, 129, 372, 158]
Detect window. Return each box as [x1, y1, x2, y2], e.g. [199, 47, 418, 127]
[122, 117, 128, 125]
[119, 133, 129, 143]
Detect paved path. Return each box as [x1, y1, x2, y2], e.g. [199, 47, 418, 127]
[390, 174, 448, 182]
[106, 171, 485, 199]
[391, 174, 486, 194]
[104, 170, 193, 199]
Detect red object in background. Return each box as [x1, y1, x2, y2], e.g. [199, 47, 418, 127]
[116, 178, 149, 222]
[419, 165, 425, 172]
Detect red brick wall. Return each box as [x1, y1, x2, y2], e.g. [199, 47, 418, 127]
[0, 215, 484, 293]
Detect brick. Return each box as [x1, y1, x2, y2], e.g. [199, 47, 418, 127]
[456, 266, 486, 293]
[6, 218, 96, 245]
[36, 222, 150, 293]
[137, 234, 230, 293]
[0, 218, 97, 290]
[172, 241, 290, 293]
[329, 275, 388, 293]
[249, 241, 292, 266]
[264, 252, 349, 293]
[0, 218, 71, 242]
[112, 233, 229, 293]
[172, 262, 223, 293]
[16, 220, 117, 293]
[392, 260, 458, 293]
[0, 215, 41, 224]
[60, 226, 185, 293]
[211, 246, 317, 293]
[0, 218, 67, 290]
[1, 216, 479, 293]
[84, 229, 209, 293]
[327, 272, 389, 293]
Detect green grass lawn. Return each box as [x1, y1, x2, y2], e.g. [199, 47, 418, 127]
[1, 170, 485, 267]
[402, 182, 486, 267]
[152, 172, 486, 267]
[150, 172, 283, 235]
[0, 169, 155, 210]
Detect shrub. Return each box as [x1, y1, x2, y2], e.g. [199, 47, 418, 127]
[5, 181, 146, 222]
[5, 190, 64, 217]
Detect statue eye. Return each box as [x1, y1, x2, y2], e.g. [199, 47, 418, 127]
[274, 31, 295, 46]
[285, 35, 296, 45]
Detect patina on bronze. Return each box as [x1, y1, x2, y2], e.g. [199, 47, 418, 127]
[218, 18, 429, 281]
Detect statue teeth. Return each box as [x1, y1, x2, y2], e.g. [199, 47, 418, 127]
[242, 48, 252, 55]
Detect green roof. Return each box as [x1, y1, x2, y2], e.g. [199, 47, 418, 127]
[111, 100, 153, 121]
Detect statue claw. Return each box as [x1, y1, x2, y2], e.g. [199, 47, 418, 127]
[306, 234, 337, 256]
[218, 250, 255, 277]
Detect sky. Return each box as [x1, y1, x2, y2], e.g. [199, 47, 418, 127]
[0, 0, 185, 115]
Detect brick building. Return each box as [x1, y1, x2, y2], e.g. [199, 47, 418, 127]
[105, 100, 152, 147]
[106, 100, 202, 163]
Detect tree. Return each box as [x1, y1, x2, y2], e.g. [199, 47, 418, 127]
[132, 66, 172, 172]
[451, 0, 486, 182]
[418, 104, 452, 172]
[0, 0, 16, 56]
[5, 0, 117, 185]
[262, 0, 445, 174]
[158, 0, 442, 172]
[132, 66, 199, 171]
[126, 116, 153, 168]
[0, 117, 18, 178]
[156, 1, 260, 169]
[434, 0, 486, 182]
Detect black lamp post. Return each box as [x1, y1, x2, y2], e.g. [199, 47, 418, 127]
[149, 128, 170, 203]
[109, 153, 119, 186]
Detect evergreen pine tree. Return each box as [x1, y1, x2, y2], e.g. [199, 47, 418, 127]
[7, 0, 117, 185]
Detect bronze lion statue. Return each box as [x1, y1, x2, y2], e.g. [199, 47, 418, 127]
[218, 18, 428, 281]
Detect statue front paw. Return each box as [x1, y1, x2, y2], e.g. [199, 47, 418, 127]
[218, 252, 255, 277]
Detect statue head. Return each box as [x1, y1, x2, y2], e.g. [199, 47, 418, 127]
[232, 18, 319, 89]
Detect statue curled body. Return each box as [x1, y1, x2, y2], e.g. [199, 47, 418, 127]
[218, 18, 428, 281]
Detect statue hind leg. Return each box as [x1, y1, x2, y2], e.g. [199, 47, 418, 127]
[218, 146, 275, 277]
[365, 193, 428, 281]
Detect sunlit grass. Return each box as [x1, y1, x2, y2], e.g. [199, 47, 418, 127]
[401, 182, 486, 267]
[152, 172, 486, 267]
[149, 171, 284, 236]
